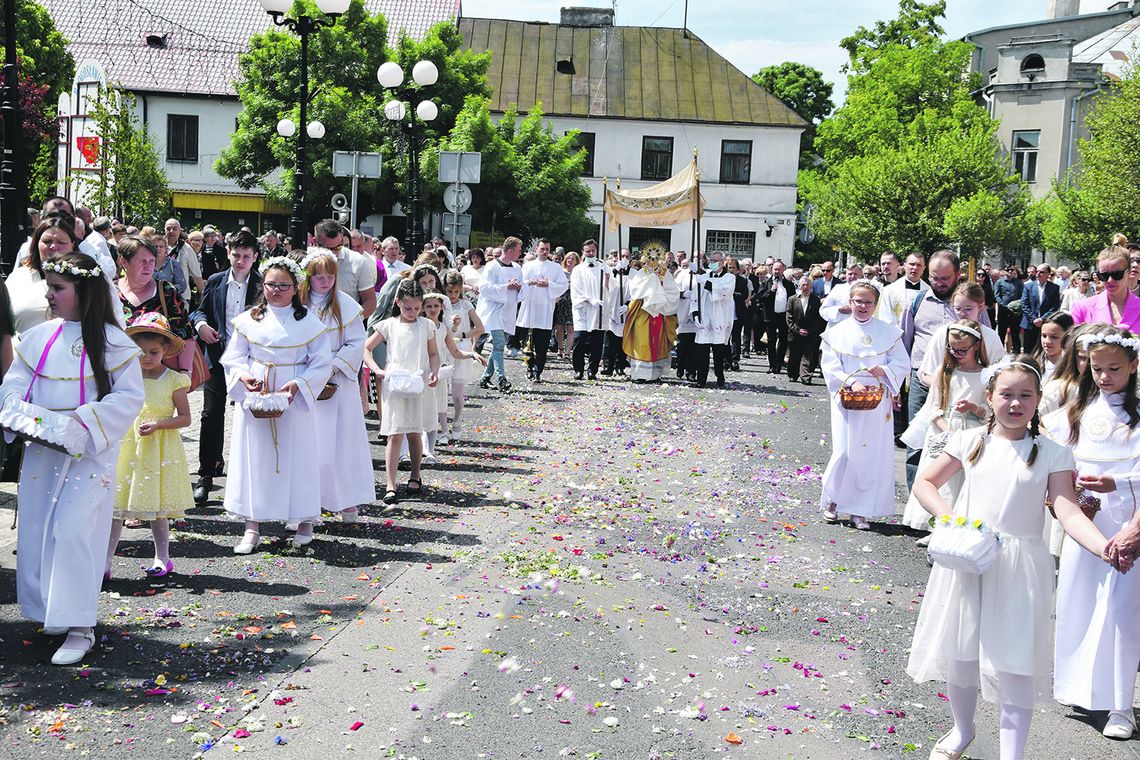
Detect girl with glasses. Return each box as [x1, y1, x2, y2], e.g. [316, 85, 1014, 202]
[1070, 244, 1140, 332]
[901, 319, 991, 540]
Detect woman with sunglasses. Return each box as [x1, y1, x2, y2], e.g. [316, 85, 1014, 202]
[1070, 244, 1140, 331]
[1060, 271, 1097, 312]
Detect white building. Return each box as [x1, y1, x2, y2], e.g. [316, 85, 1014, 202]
[44, 0, 458, 232]
[459, 8, 806, 262]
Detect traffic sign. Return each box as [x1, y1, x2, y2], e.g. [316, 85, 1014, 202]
[444, 183, 473, 214]
[438, 151, 481, 184]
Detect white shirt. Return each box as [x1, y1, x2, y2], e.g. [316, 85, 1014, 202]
[772, 277, 789, 313]
[476, 259, 528, 334]
[335, 246, 378, 302]
[224, 270, 251, 341]
[384, 259, 411, 278]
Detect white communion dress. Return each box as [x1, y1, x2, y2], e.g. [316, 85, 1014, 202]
[375, 316, 437, 435]
[221, 304, 331, 524]
[907, 430, 1074, 708]
[1046, 394, 1140, 711]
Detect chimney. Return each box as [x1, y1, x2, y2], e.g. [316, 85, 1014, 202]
[560, 7, 615, 27]
[1047, 0, 1080, 18]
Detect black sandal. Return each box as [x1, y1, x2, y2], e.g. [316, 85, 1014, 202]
[382, 489, 398, 505]
[406, 478, 423, 495]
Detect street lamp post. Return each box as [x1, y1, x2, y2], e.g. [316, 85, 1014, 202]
[377, 59, 438, 257]
[259, 0, 347, 247]
[0, 0, 29, 273]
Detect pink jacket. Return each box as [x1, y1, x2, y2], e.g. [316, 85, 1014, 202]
[1069, 290, 1140, 332]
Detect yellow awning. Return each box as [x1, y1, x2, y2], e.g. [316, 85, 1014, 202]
[172, 191, 289, 214]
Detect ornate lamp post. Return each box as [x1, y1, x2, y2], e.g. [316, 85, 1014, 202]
[259, 0, 347, 246]
[377, 59, 438, 256]
[0, 0, 28, 272]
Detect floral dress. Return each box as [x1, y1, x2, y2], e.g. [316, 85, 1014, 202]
[118, 281, 193, 340]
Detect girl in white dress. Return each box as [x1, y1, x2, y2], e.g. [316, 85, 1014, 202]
[300, 249, 375, 524]
[1045, 327, 1140, 740]
[421, 291, 485, 461]
[819, 280, 910, 530]
[443, 271, 484, 441]
[1034, 311, 1073, 384]
[901, 320, 990, 538]
[221, 257, 331, 553]
[908, 355, 1117, 760]
[363, 281, 440, 505]
[0, 251, 144, 665]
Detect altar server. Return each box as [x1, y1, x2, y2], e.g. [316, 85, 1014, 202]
[516, 238, 568, 383]
[0, 251, 144, 665]
[300, 249, 375, 523]
[476, 236, 528, 392]
[673, 260, 702, 382]
[570, 239, 610, 381]
[221, 256, 331, 554]
[819, 279, 909, 529]
[691, 252, 736, 388]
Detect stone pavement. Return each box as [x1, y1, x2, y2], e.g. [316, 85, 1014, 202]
[0, 352, 1136, 759]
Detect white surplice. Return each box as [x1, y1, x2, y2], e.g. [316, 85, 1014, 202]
[570, 259, 611, 332]
[515, 259, 569, 330]
[310, 291, 375, 513]
[221, 304, 331, 524]
[476, 259, 529, 335]
[605, 267, 633, 337]
[819, 316, 909, 517]
[627, 268, 680, 381]
[674, 269, 701, 336]
[691, 272, 735, 345]
[1046, 394, 1140, 712]
[0, 319, 143, 627]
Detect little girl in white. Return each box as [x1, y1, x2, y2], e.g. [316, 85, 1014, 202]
[443, 271, 484, 442]
[108, 312, 192, 578]
[363, 281, 440, 505]
[422, 290, 485, 459]
[908, 355, 1119, 760]
[300, 249, 374, 523]
[1045, 327, 1140, 740]
[901, 319, 990, 541]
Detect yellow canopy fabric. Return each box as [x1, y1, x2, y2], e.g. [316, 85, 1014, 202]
[603, 159, 705, 232]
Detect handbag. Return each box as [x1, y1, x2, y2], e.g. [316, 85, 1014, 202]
[385, 368, 424, 398]
[926, 514, 1001, 574]
[157, 284, 210, 392]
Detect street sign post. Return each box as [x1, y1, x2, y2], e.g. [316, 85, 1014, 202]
[333, 150, 382, 229]
[442, 213, 472, 248]
[438, 152, 481, 250]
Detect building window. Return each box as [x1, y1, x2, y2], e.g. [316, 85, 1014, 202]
[1020, 54, 1046, 77]
[705, 230, 756, 258]
[1012, 130, 1039, 183]
[719, 140, 751, 184]
[641, 136, 673, 181]
[167, 114, 199, 163]
[571, 131, 595, 177]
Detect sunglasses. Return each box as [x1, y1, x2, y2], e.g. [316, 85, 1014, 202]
[1098, 269, 1127, 281]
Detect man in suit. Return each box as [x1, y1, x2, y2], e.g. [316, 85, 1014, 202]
[812, 261, 837, 297]
[189, 230, 263, 503]
[786, 275, 825, 383]
[1020, 263, 1061, 355]
[760, 259, 796, 374]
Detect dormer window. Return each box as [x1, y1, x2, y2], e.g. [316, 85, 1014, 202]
[1020, 54, 1046, 78]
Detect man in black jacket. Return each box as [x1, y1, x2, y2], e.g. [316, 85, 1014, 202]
[200, 225, 230, 278]
[785, 275, 825, 383]
[188, 230, 262, 503]
[760, 259, 796, 374]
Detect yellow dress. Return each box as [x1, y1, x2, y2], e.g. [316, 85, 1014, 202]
[113, 369, 192, 519]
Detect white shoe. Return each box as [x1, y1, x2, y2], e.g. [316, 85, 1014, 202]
[423, 451, 438, 466]
[438, 434, 450, 446]
[822, 504, 839, 523]
[234, 530, 260, 555]
[1104, 710, 1136, 739]
[341, 508, 358, 524]
[51, 631, 95, 666]
[852, 516, 870, 530]
[42, 626, 68, 636]
[291, 522, 314, 548]
[915, 534, 931, 547]
[399, 453, 410, 464]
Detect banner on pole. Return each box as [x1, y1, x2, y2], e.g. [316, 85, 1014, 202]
[603, 159, 705, 232]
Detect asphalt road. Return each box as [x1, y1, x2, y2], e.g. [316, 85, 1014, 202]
[0, 351, 1135, 759]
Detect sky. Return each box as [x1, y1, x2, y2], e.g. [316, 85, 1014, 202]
[460, 0, 1120, 103]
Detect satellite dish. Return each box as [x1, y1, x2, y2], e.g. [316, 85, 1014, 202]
[331, 193, 349, 211]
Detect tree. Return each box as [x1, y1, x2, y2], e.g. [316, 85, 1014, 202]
[216, 0, 490, 221]
[942, 190, 1013, 256]
[6, 0, 76, 204]
[422, 97, 595, 247]
[1041, 61, 1140, 263]
[839, 0, 946, 74]
[751, 62, 833, 163]
[70, 89, 170, 226]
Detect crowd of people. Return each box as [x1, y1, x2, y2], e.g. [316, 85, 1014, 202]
[0, 196, 1137, 758]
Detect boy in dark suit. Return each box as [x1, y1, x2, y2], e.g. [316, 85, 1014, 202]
[188, 230, 263, 503]
[786, 275, 826, 383]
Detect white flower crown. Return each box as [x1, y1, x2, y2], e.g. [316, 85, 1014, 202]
[1078, 332, 1140, 353]
[981, 357, 1041, 387]
[259, 255, 305, 281]
[42, 260, 102, 278]
[299, 247, 337, 271]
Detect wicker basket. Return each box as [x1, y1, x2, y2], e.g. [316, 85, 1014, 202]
[246, 391, 289, 419]
[317, 382, 338, 401]
[1046, 474, 1101, 520]
[838, 370, 884, 411]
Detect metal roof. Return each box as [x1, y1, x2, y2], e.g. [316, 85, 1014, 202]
[40, 0, 460, 97]
[458, 17, 807, 128]
[1073, 14, 1140, 79]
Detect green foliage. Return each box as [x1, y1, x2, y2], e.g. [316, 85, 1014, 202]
[71, 89, 170, 225]
[752, 62, 833, 164]
[423, 97, 594, 248]
[1041, 64, 1140, 264]
[216, 0, 490, 221]
[942, 190, 1009, 256]
[28, 139, 58, 207]
[839, 0, 947, 74]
